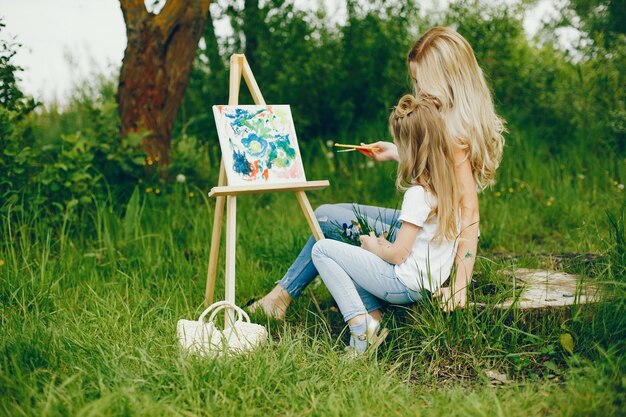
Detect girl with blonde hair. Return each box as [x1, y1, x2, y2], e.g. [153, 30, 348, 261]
[249, 26, 505, 318]
[311, 93, 462, 352]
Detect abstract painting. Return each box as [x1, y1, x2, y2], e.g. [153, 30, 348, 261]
[212, 105, 306, 186]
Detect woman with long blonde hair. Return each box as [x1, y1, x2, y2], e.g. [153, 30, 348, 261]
[249, 26, 505, 317]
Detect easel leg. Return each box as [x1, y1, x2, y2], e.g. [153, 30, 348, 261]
[205, 161, 226, 307]
[224, 195, 237, 328]
[295, 190, 327, 321]
[295, 191, 324, 241]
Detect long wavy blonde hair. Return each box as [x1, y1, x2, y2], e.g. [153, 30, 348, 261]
[408, 27, 505, 190]
[390, 94, 460, 242]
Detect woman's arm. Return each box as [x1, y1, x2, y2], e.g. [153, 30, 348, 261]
[433, 150, 479, 312]
[359, 223, 420, 265]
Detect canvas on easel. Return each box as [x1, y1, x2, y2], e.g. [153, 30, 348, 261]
[205, 54, 329, 326]
[213, 105, 306, 185]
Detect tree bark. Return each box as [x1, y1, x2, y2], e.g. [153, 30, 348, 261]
[118, 0, 211, 167]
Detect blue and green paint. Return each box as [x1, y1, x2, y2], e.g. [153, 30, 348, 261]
[225, 108, 299, 181]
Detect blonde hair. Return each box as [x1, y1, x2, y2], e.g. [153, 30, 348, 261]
[408, 27, 505, 190]
[389, 94, 461, 242]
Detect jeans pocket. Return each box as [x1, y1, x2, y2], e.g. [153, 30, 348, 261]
[383, 291, 412, 305]
[406, 288, 429, 303]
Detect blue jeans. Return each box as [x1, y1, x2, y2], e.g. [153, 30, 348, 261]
[311, 239, 423, 321]
[277, 203, 400, 312]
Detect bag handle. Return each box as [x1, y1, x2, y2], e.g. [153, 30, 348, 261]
[197, 300, 251, 325]
[197, 300, 238, 324]
[207, 301, 251, 324]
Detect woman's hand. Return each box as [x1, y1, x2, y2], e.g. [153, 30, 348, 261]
[432, 286, 467, 312]
[357, 141, 399, 162]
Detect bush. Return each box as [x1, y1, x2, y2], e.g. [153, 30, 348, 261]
[0, 37, 146, 218]
[0, 20, 38, 207]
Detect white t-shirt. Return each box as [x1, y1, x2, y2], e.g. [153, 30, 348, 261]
[394, 186, 458, 293]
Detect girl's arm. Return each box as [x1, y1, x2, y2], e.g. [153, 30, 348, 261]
[433, 150, 479, 312]
[358, 141, 400, 162]
[359, 223, 420, 265]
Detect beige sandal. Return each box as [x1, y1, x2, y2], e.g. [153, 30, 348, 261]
[349, 318, 389, 351]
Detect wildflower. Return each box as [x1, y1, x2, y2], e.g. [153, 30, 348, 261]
[495, 191, 501, 197]
[326, 152, 334, 159]
[146, 157, 153, 166]
[546, 200, 552, 207]
[508, 187, 514, 193]
[0, 259, 4, 267]
[366, 160, 375, 168]
[618, 184, 624, 191]
[577, 174, 585, 180]
[146, 187, 153, 193]
[176, 174, 186, 183]
[189, 192, 195, 197]
[613, 180, 618, 186]
[155, 188, 161, 195]
[519, 183, 526, 189]
[326, 139, 334, 147]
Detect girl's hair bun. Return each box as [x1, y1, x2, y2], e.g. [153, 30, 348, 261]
[392, 94, 442, 119]
[392, 95, 419, 118]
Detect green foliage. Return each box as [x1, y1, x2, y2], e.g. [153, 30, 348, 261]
[181, 0, 625, 158]
[1, 73, 147, 218]
[183, 0, 416, 143]
[5, 0, 625, 218]
[607, 209, 626, 278]
[447, 0, 625, 153]
[0, 20, 38, 207]
[0, 20, 37, 115]
[34, 129, 146, 212]
[562, 0, 626, 47]
[168, 133, 214, 185]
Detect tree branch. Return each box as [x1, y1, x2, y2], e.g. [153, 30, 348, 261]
[119, 0, 148, 25]
[155, 0, 211, 35]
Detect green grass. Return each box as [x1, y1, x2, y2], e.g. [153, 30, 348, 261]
[1, 128, 625, 416]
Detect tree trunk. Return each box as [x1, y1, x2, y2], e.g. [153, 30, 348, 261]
[118, 0, 211, 167]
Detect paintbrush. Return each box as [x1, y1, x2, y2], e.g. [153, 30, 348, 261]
[334, 143, 381, 153]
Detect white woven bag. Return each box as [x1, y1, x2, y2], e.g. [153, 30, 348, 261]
[177, 301, 268, 357]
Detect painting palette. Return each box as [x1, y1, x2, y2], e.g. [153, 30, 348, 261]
[213, 105, 306, 186]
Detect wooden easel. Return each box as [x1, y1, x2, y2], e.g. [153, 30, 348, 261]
[205, 54, 329, 325]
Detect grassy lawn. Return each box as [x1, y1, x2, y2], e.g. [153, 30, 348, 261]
[1, 129, 625, 416]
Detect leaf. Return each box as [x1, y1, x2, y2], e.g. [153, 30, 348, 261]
[55, 162, 69, 171]
[66, 199, 79, 210]
[485, 369, 508, 385]
[560, 333, 574, 355]
[543, 360, 559, 373]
